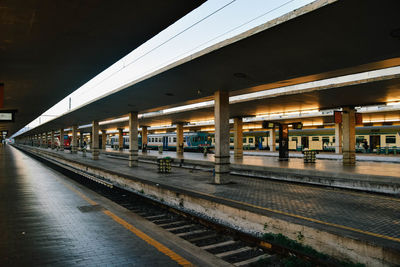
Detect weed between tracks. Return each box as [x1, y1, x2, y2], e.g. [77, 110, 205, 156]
[250, 233, 365, 267]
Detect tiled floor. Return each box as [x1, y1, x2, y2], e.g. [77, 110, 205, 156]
[0, 145, 181, 266]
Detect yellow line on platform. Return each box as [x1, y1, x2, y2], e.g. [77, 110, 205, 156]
[103, 210, 193, 267]
[60, 180, 193, 267]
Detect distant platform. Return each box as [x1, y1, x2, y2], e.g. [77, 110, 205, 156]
[100, 148, 400, 195]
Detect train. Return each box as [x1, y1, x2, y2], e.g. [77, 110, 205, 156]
[217, 125, 400, 153]
[95, 125, 400, 154]
[108, 132, 212, 151]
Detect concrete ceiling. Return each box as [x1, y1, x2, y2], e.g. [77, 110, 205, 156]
[18, 0, 400, 136]
[0, 0, 205, 136]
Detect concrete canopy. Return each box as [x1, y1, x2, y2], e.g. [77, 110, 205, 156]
[0, 0, 205, 137]
[18, 0, 400, 136]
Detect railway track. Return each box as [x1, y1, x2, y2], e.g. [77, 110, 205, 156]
[20, 147, 343, 267]
[78, 179, 273, 266]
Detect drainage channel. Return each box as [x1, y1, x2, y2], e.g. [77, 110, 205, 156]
[20, 147, 339, 267]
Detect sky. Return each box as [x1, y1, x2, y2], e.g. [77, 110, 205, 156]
[13, 0, 317, 137]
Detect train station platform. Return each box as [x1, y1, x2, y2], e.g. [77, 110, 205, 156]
[0, 145, 228, 266]
[100, 148, 400, 195]
[12, 144, 400, 266]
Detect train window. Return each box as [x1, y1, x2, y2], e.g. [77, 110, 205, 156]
[243, 137, 246, 143]
[291, 137, 298, 142]
[261, 137, 264, 142]
[386, 136, 396, 144]
[249, 138, 254, 143]
[312, 137, 319, 141]
[173, 137, 176, 142]
[230, 137, 234, 143]
[332, 137, 335, 143]
[322, 137, 329, 144]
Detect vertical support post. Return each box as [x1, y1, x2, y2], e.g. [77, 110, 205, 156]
[128, 112, 139, 167]
[92, 121, 99, 160]
[101, 130, 107, 150]
[335, 122, 342, 154]
[51, 131, 55, 149]
[214, 90, 230, 184]
[43, 133, 47, 148]
[71, 125, 78, 154]
[89, 132, 93, 150]
[79, 131, 84, 150]
[59, 129, 64, 151]
[142, 126, 148, 152]
[342, 107, 356, 165]
[278, 124, 289, 161]
[176, 123, 184, 155]
[269, 129, 276, 151]
[118, 128, 124, 151]
[233, 117, 243, 159]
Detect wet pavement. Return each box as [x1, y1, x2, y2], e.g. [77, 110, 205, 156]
[0, 145, 186, 266]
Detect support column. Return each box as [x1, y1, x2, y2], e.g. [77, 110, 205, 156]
[335, 122, 342, 154]
[43, 133, 47, 148]
[59, 129, 64, 151]
[51, 130, 55, 149]
[214, 90, 230, 184]
[118, 128, 124, 151]
[233, 117, 243, 159]
[79, 131, 84, 150]
[141, 126, 148, 152]
[268, 129, 276, 151]
[342, 107, 356, 165]
[92, 121, 99, 160]
[128, 112, 139, 167]
[176, 123, 184, 155]
[101, 130, 107, 150]
[71, 125, 78, 154]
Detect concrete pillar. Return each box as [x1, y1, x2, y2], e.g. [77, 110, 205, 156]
[43, 133, 47, 148]
[51, 131, 55, 149]
[342, 107, 356, 165]
[101, 130, 107, 150]
[142, 126, 148, 152]
[71, 125, 78, 154]
[214, 90, 230, 184]
[233, 117, 243, 159]
[89, 132, 92, 150]
[59, 129, 64, 151]
[176, 123, 184, 155]
[128, 112, 139, 167]
[335, 122, 342, 154]
[268, 129, 276, 151]
[79, 131, 84, 150]
[92, 121, 99, 160]
[118, 128, 124, 151]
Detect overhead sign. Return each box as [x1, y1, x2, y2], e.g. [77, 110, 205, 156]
[355, 113, 363, 125]
[1, 130, 8, 136]
[291, 122, 303, 130]
[262, 121, 276, 129]
[0, 110, 16, 122]
[334, 111, 342, 123]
